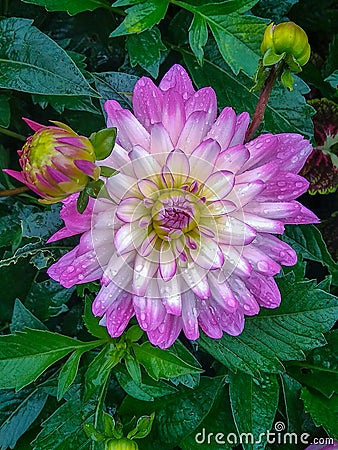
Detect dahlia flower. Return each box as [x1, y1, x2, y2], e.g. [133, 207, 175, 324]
[4, 119, 99, 204]
[47, 64, 318, 348]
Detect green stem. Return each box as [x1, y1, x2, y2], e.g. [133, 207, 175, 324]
[0, 126, 26, 142]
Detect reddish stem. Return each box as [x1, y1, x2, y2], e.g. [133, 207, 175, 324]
[245, 65, 279, 142]
[0, 186, 29, 197]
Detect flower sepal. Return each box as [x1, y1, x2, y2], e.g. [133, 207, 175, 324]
[89, 127, 117, 160]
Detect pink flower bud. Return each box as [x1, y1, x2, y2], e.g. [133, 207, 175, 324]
[4, 119, 100, 204]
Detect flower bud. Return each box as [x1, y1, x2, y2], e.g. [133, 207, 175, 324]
[261, 22, 311, 67]
[4, 118, 100, 204]
[106, 438, 139, 450]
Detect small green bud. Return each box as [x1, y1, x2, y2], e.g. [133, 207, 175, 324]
[106, 438, 139, 450]
[261, 22, 311, 67]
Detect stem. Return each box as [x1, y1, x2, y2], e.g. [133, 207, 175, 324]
[0, 186, 29, 197]
[0, 126, 26, 142]
[245, 64, 281, 142]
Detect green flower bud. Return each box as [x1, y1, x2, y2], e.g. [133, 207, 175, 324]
[106, 438, 139, 450]
[261, 22, 311, 67]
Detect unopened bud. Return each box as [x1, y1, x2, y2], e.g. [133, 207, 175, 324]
[4, 118, 100, 204]
[261, 22, 311, 67]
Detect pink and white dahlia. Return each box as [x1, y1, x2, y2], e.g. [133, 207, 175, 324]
[47, 64, 319, 348]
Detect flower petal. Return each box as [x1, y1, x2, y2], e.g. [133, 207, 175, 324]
[202, 170, 235, 200]
[159, 241, 177, 282]
[133, 295, 166, 331]
[159, 64, 195, 99]
[229, 112, 250, 146]
[132, 77, 163, 130]
[189, 138, 221, 182]
[104, 100, 150, 151]
[146, 313, 182, 349]
[275, 133, 313, 173]
[105, 292, 134, 337]
[161, 90, 186, 146]
[207, 107, 237, 151]
[177, 111, 211, 154]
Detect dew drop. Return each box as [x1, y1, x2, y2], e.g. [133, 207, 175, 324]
[78, 274, 84, 280]
[257, 261, 269, 272]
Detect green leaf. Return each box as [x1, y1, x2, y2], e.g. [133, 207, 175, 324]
[199, 277, 338, 377]
[83, 295, 110, 340]
[25, 279, 74, 321]
[229, 372, 279, 450]
[0, 329, 88, 390]
[0, 18, 99, 97]
[57, 348, 89, 400]
[180, 385, 236, 450]
[114, 365, 177, 401]
[132, 342, 202, 380]
[182, 41, 314, 137]
[94, 72, 138, 111]
[119, 376, 224, 448]
[280, 373, 305, 437]
[10, 298, 47, 333]
[84, 344, 121, 401]
[21, 0, 110, 15]
[32, 388, 91, 450]
[286, 330, 338, 398]
[301, 387, 338, 439]
[0, 93, 10, 128]
[110, 0, 169, 37]
[174, 1, 266, 76]
[0, 386, 49, 449]
[325, 70, 338, 89]
[125, 355, 142, 386]
[252, 0, 299, 21]
[126, 27, 167, 78]
[282, 225, 338, 285]
[77, 189, 90, 214]
[170, 341, 201, 389]
[89, 127, 117, 160]
[189, 14, 208, 65]
[0, 215, 22, 249]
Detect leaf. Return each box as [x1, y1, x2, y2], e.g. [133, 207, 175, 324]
[0, 216, 22, 249]
[0, 18, 99, 97]
[83, 295, 110, 340]
[301, 388, 338, 439]
[57, 348, 90, 400]
[189, 14, 208, 65]
[180, 385, 236, 450]
[325, 70, 338, 89]
[84, 344, 121, 401]
[175, 0, 265, 76]
[93, 71, 138, 111]
[10, 298, 47, 333]
[32, 388, 91, 450]
[89, 127, 117, 161]
[0, 93, 10, 128]
[25, 279, 75, 321]
[280, 373, 304, 435]
[132, 342, 202, 380]
[252, 0, 299, 21]
[119, 376, 224, 448]
[0, 329, 89, 390]
[0, 387, 49, 449]
[110, 0, 169, 37]
[182, 41, 314, 138]
[229, 372, 279, 450]
[114, 366, 177, 401]
[199, 277, 338, 377]
[170, 341, 201, 389]
[282, 225, 338, 285]
[126, 27, 167, 78]
[21, 0, 110, 15]
[286, 330, 338, 398]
